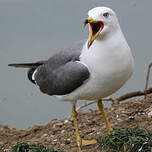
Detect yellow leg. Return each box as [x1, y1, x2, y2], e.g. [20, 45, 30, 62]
[72, 103, 82, 147]
[72, 102, 97, 148]
[97, 100, 113, 132]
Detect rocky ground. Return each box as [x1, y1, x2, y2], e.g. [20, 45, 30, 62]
[0, 95, 152, 152]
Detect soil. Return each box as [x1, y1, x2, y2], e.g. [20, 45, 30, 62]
[0, 95, 152, 152]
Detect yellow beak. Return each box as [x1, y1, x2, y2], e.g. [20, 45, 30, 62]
[84, 17, 104, 48]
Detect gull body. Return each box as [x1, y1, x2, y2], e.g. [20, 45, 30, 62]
[56, 7, 134, 101]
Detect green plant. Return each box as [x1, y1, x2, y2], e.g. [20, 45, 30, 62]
[10, 142, 65, 152]
[98, 127, 152, 152]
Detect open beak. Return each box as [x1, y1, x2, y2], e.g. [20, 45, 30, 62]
[84, 17, 104, 48]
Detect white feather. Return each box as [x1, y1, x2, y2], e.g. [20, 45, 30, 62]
[55, 7, 134, 102]
[32, 69, 38, 81]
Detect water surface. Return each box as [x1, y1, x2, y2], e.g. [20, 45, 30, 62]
[0, 0, 152, 129]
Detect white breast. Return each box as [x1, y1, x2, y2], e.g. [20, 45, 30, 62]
[56, 31, 134, 101]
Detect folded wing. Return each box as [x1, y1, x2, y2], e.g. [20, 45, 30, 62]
[35, 61, 90, 95]
[8, 41, 90, 96]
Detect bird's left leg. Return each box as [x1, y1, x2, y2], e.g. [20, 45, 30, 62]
[97, 99, 113, 133]
[71, 102, 97, 148]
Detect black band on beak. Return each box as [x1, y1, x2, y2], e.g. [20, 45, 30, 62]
[84, 19, 89, 24]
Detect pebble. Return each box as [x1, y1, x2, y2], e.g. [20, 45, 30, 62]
[52, 139, 60, 145]
[41, 133, 48, 138]
[129, 116, 135, 120]
[117, 118, 122, 122]
[147, 111, 152, 117]
[97, 132, 100, 135]
[64, 120, 69, 124]
[50, 135, 54, 138]
[61, 130, 65, 134]
[64, 138, 71, 144]
[53, 122, 63, 128]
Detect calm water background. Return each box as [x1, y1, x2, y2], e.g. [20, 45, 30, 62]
[0, 0, 151, 129]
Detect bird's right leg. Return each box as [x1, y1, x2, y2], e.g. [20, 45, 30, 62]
[71, 102, 97, 149]
[72, 102, 82, 147]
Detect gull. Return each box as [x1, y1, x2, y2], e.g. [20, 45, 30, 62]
[8, 6, 134, 149]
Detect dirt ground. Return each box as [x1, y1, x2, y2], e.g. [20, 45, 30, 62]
[0, 95, 152, 152]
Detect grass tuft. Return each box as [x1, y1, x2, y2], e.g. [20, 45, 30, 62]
[98, 127, 152, 152]
[10, 142, 65, 152]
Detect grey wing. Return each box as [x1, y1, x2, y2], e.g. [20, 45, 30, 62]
[45, 41, 84, 70]
[35, 61, 90, 95]
[33, 41, 90, 96]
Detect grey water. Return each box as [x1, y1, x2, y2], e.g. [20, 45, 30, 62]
[0, 0, 151, 129]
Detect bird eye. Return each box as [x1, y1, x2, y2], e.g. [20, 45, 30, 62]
[103, 12, 109, 18]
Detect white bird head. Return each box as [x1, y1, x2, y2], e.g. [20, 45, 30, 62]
[84, 7, 120, 48]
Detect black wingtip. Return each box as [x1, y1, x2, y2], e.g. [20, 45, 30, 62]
[8, 63, 24, 68]
[8, 63, 29, 68]
[8, 63, 15, 66]
[8, 62, 44, 68]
